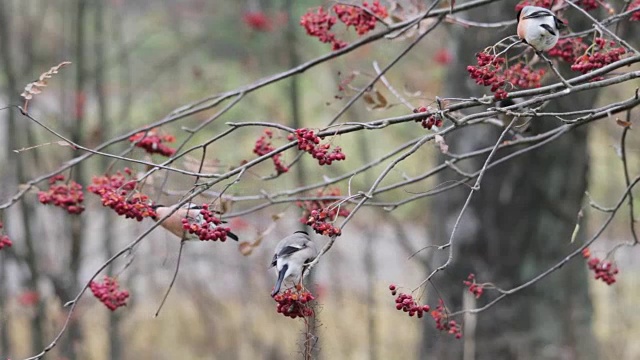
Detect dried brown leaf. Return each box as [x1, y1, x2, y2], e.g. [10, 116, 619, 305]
[362, 93, 376, 105]
[616, 119, 632, 128]
[375, 90, 388, 108]
[238, 242, 253, 256]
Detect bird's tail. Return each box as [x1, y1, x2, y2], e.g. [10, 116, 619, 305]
[271, 264, 288, 297]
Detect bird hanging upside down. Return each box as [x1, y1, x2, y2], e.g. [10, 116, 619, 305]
[270, 231, 318, 297]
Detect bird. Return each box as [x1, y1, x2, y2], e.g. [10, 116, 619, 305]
[270, 231, 318, 297]
[151, 203, 239, 242]
[517, 6, 566, 52]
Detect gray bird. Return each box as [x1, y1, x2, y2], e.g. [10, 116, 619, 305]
[517, 6, 566, 52]
[270, 231, 318, 297]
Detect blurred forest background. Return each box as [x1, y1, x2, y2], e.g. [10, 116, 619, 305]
[0, 0, 639, 359]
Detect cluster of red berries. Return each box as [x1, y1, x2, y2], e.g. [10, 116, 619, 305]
[180, 203, 234, 241]
[37, 174, 85, 215]
[571, 38, 626, 76]
[273, 289, 315, 319]
[90, 276, 130, 311]
[515, 0, 554, 11]
[300, 1, 388, 50]
[242, 11, 272, 32]
[298, 188, 349, 237]
[467, 52, 508, 100]
[413, 106, 443, 130]
[504, 63, 545, 89]
[548, 38, 588, 64]
[582, 248, 618, 285]
[87, 168, 157, 221]
[253, 129, 288, 174]
[432, 299, 462, 339]
[0, 222, 12, 250]
[462, 273, 484, 298]
[288, 128, 346, 166]
[305, 209, 342, 237]
[631, 0, 640, 21]
[389, 285, 431, 318]
[576, 0, 599, 11]
[128, 129, 176, 157]
[300, 7, 346, 50]
[334, 1, 388, 36]
[468, 52, 548, 100]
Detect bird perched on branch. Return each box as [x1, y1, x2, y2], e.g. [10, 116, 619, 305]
[151, 204, 239, 242]
[517, 6, 566, 51]
[270, 231, 318, 297]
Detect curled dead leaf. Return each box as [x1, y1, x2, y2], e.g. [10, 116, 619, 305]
[239, 242, 253, 256]
[616, 119, 632, 128]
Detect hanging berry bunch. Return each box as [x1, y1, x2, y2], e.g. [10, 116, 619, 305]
[0, 222, 12, 250]
[413, 106, 442, 130]
[87, 168, 156, 221]
[548, 38, 589, 64]
[462, 273, 485, 298]
[431, 299, 463, 339]
[180, 203, 235, 242]
[273, 289, 316, 319]
[630, 0, 640, 21]
[571, 38, 627, 78]
[90, 276, 130, 311]
[300, 1, 388, 51]
[37, 174, 85, 215]
[297, 188, 350, 237]
[288, 128, 346, 166]
[467, 52, 545, 100]
[582, 248, 618, 285]
[389, 285, 431, 318]
[128, 129, 176, 157]
[253, 129, 289, 174]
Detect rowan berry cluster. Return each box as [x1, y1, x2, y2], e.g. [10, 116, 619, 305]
[87, 168, 157, 221]
[253, 129, 288, 174]
[0, 222, 12, 250]
[571, 38, 626, 76]
[128, 129, 176, 157]
[548, 38, 588, 64]
[298, 188, 349, 237]
[334, 1, 388, 35]
[300, 1, 388, 50]
[576, 0, 598, 11]
[288, 128, 346, 166]
[467, 52, 508, 100]
[180, 203, 234, 241]
[300, 7, 345, 50]
[468, 52, 547, 99]
[90, 276, 130, 311]
[389, 285, 431, 318]
[37, 174, 85, 214]
[582, 248, 618, 285]
[462, 273, 484, 298]
[273, 289, 315, 319]
[631, 0, 640, 21]
[243, 11, 272, 32]
[413, 106, 442, 130]
[431, 299, 462, 339]
[504, 63, 545, 89]
[515, 0, 554, 11]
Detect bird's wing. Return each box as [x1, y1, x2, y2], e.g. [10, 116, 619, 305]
[523, 10, 553, 19]
[277, 245, 305, 258]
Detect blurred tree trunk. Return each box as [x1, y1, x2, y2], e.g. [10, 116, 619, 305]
[0, 1, 47, 355]
[421, 3, 598, 360]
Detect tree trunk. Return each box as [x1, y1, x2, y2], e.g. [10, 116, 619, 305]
[421, 3, 598, 359]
